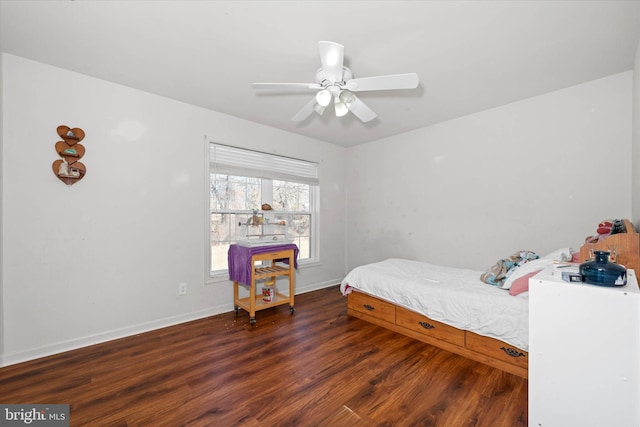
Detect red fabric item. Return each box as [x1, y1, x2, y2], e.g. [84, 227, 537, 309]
[597, 220, 613, 235]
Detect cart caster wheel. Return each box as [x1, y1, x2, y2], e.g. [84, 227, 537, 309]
[250, 317, 256, 326]
[290, 307, 295, 315]
[234, 306, 239, 315]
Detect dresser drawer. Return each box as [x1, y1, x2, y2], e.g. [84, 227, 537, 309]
[396, 306, 465, 346]
[465, 331, 528, 368]
[348, 291, 396, 324]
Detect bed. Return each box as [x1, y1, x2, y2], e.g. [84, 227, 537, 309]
[340, 249, 574, 379]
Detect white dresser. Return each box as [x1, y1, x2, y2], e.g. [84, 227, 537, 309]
[529, 267, 640, 427]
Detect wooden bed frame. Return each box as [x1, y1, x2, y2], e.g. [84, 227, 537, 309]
[347, 220, 640, 380]
[347, 290, 528, 378]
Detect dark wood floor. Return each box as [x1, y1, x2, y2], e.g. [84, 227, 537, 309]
[0, 286, 528, 426]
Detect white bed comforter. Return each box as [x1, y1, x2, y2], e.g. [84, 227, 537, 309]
[340, 258, 529, 351]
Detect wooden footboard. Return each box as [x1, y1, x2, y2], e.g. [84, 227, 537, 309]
[347, 290, 528, 379]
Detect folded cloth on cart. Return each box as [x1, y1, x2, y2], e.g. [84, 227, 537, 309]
[228, 243, 299, 285]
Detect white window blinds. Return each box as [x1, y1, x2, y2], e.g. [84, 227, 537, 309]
[210, 143, 319, 185]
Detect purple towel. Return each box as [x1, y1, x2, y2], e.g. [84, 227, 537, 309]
[228, 243, 299, 285]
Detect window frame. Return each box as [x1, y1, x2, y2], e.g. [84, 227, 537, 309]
[205, 140, 319, 283]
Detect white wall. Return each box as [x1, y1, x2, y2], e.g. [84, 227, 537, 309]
[0, 54, 347, 366]
[346, 72, 633, 271]
[2, 52, 635, 367]
[0, 49, 4, 362]
[632, 40, 640, 227]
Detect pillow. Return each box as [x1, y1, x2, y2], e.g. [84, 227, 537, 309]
[502, 247, 574, 290]
[571, 252, 581, 263]
[509, 270, 542, 296]
[502, 258, 552, 289]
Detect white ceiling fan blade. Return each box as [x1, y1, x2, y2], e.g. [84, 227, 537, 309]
[345, 73, 419, 92]
[253, 83, 321, 91]
[291, 96, 318, 122]
[318, 41, 344, 83]
[345, 95, 377, 123]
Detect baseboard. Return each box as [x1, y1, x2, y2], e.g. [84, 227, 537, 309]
[0, 280, 341, 367]
[296, 279, 340, 294]
[0, 304, 228, 368]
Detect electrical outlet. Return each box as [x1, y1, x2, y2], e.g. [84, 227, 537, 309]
[178, 282, 187, 295]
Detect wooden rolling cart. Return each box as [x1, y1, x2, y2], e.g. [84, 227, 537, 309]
[230, 244, 297, 325]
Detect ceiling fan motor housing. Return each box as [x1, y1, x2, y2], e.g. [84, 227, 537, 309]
[316, 67, 353, 86]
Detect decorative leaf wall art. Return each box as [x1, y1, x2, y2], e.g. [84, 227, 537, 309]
[52, 125, 86, 186]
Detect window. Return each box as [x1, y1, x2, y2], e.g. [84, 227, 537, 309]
[208, 143, 319, 277]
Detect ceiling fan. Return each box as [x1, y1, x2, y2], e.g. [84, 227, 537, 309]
[252, 41, 419, 123]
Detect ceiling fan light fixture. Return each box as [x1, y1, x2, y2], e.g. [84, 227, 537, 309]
[338, 90, 356, 107]
[334, 97, 349, 117]
[315, 89, 332, 107]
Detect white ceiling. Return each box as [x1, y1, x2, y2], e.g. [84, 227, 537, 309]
[2, 1, 639, 147]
